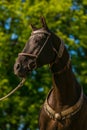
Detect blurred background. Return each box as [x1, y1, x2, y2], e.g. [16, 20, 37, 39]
[0, 0, 87, 129]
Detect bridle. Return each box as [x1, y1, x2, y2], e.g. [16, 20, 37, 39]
[0, 30, 70, 101]
[19, 30, 70, 74]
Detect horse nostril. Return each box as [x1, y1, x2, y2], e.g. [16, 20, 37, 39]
[16, 63, 21, 70]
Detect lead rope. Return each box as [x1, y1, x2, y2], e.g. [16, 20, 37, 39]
[0, 78, 26, 101]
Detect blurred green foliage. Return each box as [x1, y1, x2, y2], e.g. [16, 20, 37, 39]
[0, 0, 87, 129]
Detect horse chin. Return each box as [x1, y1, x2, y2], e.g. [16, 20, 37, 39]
[14, 70, 29, 78]
[17, 73, 27, 78]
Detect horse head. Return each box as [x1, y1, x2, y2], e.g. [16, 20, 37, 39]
[14, 17, 59, 77]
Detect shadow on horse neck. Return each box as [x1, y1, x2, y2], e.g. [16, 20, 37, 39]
[50, 66, 81, 111]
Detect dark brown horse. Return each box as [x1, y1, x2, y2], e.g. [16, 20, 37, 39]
[14, 17, 87, 130]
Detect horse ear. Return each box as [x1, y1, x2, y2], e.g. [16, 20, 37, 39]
[30, 24, 37, 31]
[40, 16, 48, 29]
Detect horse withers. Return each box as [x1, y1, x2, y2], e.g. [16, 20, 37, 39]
[14, 17, 87, 130]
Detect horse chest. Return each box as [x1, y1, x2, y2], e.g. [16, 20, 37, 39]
[46, 120, 71, 130]
[39, 119, 72, 130]
[39, 107, 71, 130]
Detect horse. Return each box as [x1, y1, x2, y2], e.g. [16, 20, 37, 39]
[14, 17, 87, 130]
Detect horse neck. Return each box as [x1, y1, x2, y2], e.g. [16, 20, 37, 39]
[52, 69, 80, 106]
[49, 36, 81, 109]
